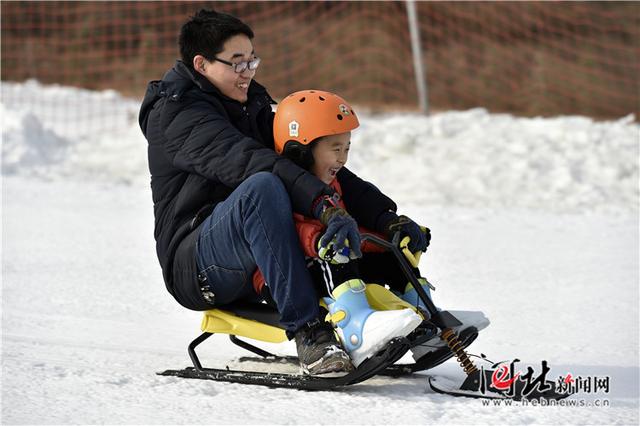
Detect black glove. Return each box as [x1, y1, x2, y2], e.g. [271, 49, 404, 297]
[385, 215, 430, 253]
[318, 208, 363, 259]
[313, 195, 362, 259]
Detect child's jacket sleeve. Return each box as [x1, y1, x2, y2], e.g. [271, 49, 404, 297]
[294, 179, 386, 257]
[336, 167, 398, 232]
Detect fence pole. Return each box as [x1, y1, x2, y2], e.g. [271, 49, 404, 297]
[405, 0, 429, 114]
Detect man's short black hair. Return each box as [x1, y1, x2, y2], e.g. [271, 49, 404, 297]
[179, 9, 254, 68]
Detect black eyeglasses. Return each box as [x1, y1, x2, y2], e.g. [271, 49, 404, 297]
[213, 57, 261, 74]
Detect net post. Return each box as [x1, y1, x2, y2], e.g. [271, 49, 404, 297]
[405, 0, 429, 115]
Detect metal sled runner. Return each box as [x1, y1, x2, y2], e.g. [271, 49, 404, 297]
[159, 303, 410, 390]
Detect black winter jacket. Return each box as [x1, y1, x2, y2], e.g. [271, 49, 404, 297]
[139, 60, 397, 310]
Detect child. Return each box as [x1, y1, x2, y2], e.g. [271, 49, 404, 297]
[270, 90, 427, 367]
[270, 90, 490, 368]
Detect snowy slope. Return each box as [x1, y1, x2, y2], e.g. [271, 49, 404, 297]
[2, 81, 639, 425]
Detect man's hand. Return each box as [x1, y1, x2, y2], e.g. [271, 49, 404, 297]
[385, 215, 430, 253]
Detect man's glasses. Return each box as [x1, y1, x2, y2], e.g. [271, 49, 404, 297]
[213, 57, 261, 74]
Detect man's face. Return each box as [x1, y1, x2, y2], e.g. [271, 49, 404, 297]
[197, 34, 256, 103]
[311, 132, 351, 185]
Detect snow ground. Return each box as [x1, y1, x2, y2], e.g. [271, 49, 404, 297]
[2, 81, 639, 425]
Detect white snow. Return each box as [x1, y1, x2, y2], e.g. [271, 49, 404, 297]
[2, 80, 639, 425]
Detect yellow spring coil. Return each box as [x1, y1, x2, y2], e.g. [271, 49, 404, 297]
[441, 328, 479, 375]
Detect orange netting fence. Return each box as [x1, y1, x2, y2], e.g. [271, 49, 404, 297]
[2, 1, 639, 130]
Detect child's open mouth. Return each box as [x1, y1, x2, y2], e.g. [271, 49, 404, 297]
[329, 167, 340, 177]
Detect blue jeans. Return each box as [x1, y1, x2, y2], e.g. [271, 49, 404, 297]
[196, 172, 320, 334]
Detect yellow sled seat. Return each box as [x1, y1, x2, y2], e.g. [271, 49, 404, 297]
[200, 308, 288, 343]
[200, 285, 417, 345]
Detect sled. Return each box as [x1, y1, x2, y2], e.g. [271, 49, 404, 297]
[158, 232, 483, 390]
[159, 232, 568, 398]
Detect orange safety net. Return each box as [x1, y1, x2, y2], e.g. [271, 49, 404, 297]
[2, 1, 639, 120]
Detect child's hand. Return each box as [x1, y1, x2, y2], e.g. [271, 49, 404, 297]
[317, 237, 359, 264]
[317, 207, 362, 260]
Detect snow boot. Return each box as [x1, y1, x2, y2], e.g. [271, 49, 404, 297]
[399, 278, 490, 340]
[294, 319, 354, 376]
[400, 278, 437, 318]
[325, 279, 422, 368]
[364, 283, 419, 313]
[398, 279, 490, 361]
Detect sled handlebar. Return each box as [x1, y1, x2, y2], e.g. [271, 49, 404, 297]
[360, 232, 439, 317]
[361, 232, 462, 330]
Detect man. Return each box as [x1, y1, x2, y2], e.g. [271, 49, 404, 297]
[138, 9, 428, 375]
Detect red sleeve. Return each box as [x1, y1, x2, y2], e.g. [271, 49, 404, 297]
[294, 213, 323, 257]
[358, 226, 388, 253]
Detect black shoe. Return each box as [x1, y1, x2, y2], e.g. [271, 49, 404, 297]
[294, 320, 354, 376]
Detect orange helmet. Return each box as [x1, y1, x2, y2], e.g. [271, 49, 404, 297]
[273, 90, 359, 155]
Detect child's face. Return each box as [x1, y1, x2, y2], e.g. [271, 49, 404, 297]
[311, 132, 351, 184]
